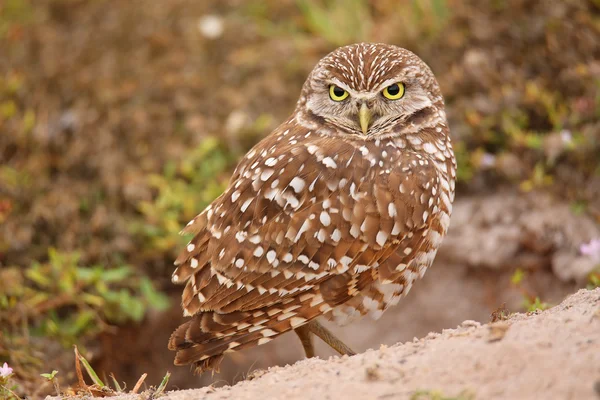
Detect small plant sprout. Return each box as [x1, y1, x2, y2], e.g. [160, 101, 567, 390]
[510, 269, 552, 312]
[526, 297, 550, 313]
[41, 370, 60, 396]
[40, 370, 58, 380]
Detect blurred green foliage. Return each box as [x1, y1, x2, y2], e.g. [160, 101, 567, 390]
[0, 248, 169, 367]
[458, 78, 599, 189]
[0, 0, 34, 39]
[409, 0, 450, 39]
[411, 389, 475, 400]
[588, 270, 600, 289]
[524, 297, 551, 313]
[0, 381, 20, 400]
[510, 268, 525, 286]
[295, 0, 449, 45]
[131, 137, 234, 255]
[510, 269, 552, 312]
[296, 0, 373, 45]
[40, 370, 58, 380]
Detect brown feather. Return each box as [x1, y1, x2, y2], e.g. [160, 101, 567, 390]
[169, 43, 456, 373]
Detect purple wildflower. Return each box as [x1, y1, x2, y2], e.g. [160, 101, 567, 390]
[580, 239, 600, 264]
[0, 363, 12, 378]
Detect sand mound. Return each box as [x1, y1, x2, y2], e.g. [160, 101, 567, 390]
[99, 288, 600, 400]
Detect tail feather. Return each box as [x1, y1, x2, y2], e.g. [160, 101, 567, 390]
[169, 289, 327, 374]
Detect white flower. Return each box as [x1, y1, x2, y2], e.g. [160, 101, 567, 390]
[0, 362, 13, 378]
[197, 15, 224, 39]
[480, 153, 496, 168]
[580, 239, 600, 264]
[560, 129, 573, 145]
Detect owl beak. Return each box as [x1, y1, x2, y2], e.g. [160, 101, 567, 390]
[358, 103, 372, 135]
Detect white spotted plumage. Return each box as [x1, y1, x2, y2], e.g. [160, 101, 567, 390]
[168, 43, 455, 374]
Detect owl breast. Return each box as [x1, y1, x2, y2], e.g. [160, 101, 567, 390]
[313, 133, 455, 325]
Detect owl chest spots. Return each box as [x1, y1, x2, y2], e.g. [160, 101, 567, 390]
[169, 44, 457, 373]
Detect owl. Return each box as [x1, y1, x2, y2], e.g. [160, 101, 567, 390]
[168, 43, 456, 374]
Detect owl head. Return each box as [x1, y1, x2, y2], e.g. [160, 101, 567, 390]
[296, 43, 445, 139]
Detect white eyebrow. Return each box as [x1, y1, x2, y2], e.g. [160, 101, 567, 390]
[328, 78, 352, 92]
[374, 78, 403, 92]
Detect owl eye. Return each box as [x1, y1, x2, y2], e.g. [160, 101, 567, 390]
[329, 85, 349, 101]
[382, 83, 405, 100]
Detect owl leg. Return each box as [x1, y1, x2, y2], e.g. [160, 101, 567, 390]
[294, 324, 315, 358]
[299, 320, 356, 357]
[308, 320, 356, 356]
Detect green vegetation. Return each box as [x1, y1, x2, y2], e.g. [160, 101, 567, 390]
[0, 248, 169, 383]
[54, 346, 172, 397]
[296, 0, 373, 45]
[524, 297, 551, 313]
[588, 270, 600, 289]
[295, 0, 449, 45]
[132, 137, 234, 256]
[40, 370, 60, 397]
[411, 389, 475, 400]
[0, 0, 34, 39]
[510, 269, 552, 312]
[0, 0, 598, 396]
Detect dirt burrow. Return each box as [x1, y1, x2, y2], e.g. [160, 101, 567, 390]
[97, 288, 600, 400]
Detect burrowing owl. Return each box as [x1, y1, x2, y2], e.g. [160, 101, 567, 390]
[169, 43, 456, 373]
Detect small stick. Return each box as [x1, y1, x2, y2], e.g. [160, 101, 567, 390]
[132, 373, 148, 394]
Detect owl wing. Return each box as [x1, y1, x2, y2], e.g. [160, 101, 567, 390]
[169, 123, 442, 372]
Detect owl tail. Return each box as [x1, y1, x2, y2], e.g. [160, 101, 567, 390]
[168, 290, 329, 374]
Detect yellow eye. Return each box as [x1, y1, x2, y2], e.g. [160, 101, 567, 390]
[329, 85, 349, 101]
[382, 83, 405, 100]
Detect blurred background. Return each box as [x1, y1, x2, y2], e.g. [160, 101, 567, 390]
[0, 0, 599, 397]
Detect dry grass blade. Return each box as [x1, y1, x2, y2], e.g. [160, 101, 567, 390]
[132, 373, 147, 394]
[73, 346, 90, 394]
[73, 345, 119, 397]
[74, 346, 105, 387]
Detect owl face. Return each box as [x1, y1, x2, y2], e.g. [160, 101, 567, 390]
[298, 43, 443, 139]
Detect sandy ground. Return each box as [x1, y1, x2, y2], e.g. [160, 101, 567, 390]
[105, 191, 592, 392]
[96, 288, 600, 400]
